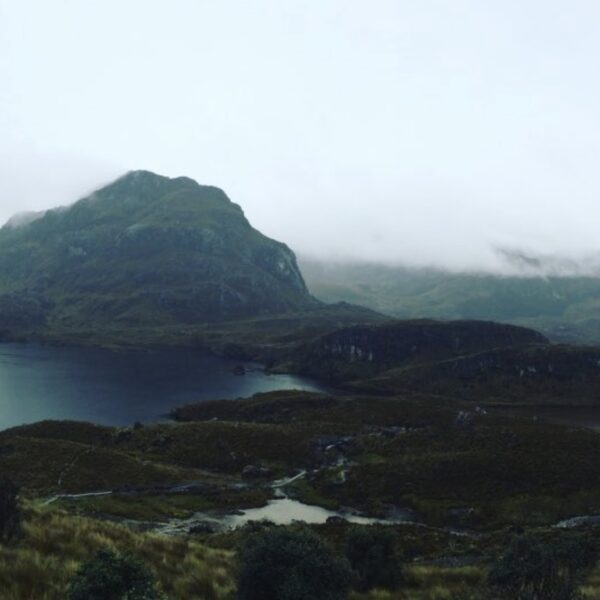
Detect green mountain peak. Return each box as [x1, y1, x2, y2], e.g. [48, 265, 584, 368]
[0, 171, 316, 332]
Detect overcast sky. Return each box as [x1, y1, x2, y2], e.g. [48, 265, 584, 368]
[2, 1, 600, 273]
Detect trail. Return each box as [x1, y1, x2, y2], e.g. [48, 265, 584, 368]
[272, 470, 307, 488]
[43, 490, 112, 506]
[57, 445, 97, 488]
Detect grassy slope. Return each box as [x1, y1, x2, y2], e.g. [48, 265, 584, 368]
[8, 505, 600, 600]
[6, 392, 600, 532]
[3, 393, 600, 598]
[172, 391, 600, 529]
[0, 504, 234, 600]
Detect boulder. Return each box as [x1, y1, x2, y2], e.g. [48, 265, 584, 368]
[242, 464, 272, 479]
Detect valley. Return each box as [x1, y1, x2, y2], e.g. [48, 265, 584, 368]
[301, 257, 600, 345]
[4, 316, 600, 597]
[1, 172, 600, 598]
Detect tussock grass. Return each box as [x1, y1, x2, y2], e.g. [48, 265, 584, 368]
[4, 505, 600, 600]
[349, 565, 485, 600]
[0, 504, 235, 599]
[349, 561, 600, 600]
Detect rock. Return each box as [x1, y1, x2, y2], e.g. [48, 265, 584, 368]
[447, 506, 475, 523]
[0, 444, 16, 456]
[555, 515, 600, 529]
[242, 464, 272, 479]
[312, 436, 352, 452]
[289, 320, 549, 384]
[326, 516, 347, 525]
[188, 521, 217, 534]
[241, 519, 275, 532]
[454, 411, 474, 429]
[418, 555, 488, 567]
[508, 524, 525, 535]
[113, 429, 132, 443]
[152, 435, 172, 448]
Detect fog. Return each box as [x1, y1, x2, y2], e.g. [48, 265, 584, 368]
[2, 1, 600, 274]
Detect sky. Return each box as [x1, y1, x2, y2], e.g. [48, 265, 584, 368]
[2, 0, 600, 273]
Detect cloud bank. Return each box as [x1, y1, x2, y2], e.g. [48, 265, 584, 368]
[2, 1, 600, 275]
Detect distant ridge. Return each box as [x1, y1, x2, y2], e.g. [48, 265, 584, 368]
[300, 257, 600, 344]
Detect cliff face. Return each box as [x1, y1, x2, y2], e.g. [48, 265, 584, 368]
[284, 317, 600, 405]
[317, 320, 548, 365]
[0, 171, 316, 330]
[352, 344, 600, 404]
[286, 319, 549, 383]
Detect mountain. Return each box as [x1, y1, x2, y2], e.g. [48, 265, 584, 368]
[300, 258, 600, 344]
[0, 171, 320, 336]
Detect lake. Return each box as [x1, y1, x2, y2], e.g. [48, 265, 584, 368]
[0, 343, 328, 430]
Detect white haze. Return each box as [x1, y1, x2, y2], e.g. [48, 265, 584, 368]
[2, 0, 600, 275]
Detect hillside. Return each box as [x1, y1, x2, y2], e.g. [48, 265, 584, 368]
[349, 343, 600, 404]
[269, 318, 600, 405]
[300, 258, 600, 344]
[0, 171, 318, 336]
[3, 393, 600, 598]
[273, 319, 549, 383]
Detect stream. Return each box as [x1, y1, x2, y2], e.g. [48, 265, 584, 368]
[46, 470, 415, 534]
[153, 471, 427, 536]
[155, 493, 413, 535]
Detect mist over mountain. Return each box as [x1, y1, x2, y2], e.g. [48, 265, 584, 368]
[493, 247, 600, 277]
[300, 256, 600, 344]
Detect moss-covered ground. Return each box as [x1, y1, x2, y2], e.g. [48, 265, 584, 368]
[3, 390, 600, 598]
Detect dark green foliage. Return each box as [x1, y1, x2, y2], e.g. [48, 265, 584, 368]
[345, 527, 402, 592]
[0, 477, 20, 543]
[237, 528, 352, 600]
[68, 550, 163, 600]
[488, 534, 599, 599]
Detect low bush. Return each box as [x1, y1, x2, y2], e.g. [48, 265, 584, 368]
[488, 533, 599, 599]
[237, 528, 351, 600]
[0, 477, 20, 542]
[345, 527, 402, 592]
[67, 549, 164, 600]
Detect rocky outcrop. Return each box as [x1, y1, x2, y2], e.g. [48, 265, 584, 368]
[353, 343, 600, 404]
[241, 464, 272, 479]
[285, 319, 548, 383]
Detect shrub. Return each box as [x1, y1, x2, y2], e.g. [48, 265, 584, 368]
[237, 528, 351, 600]
[488, 533, 599, 599]
[68, 550, 164, 600]
[345, 527, 402, 592]
[0, 476, 20, 543]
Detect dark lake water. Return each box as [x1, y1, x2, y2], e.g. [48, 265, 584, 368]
[0, 343, 328, 430]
